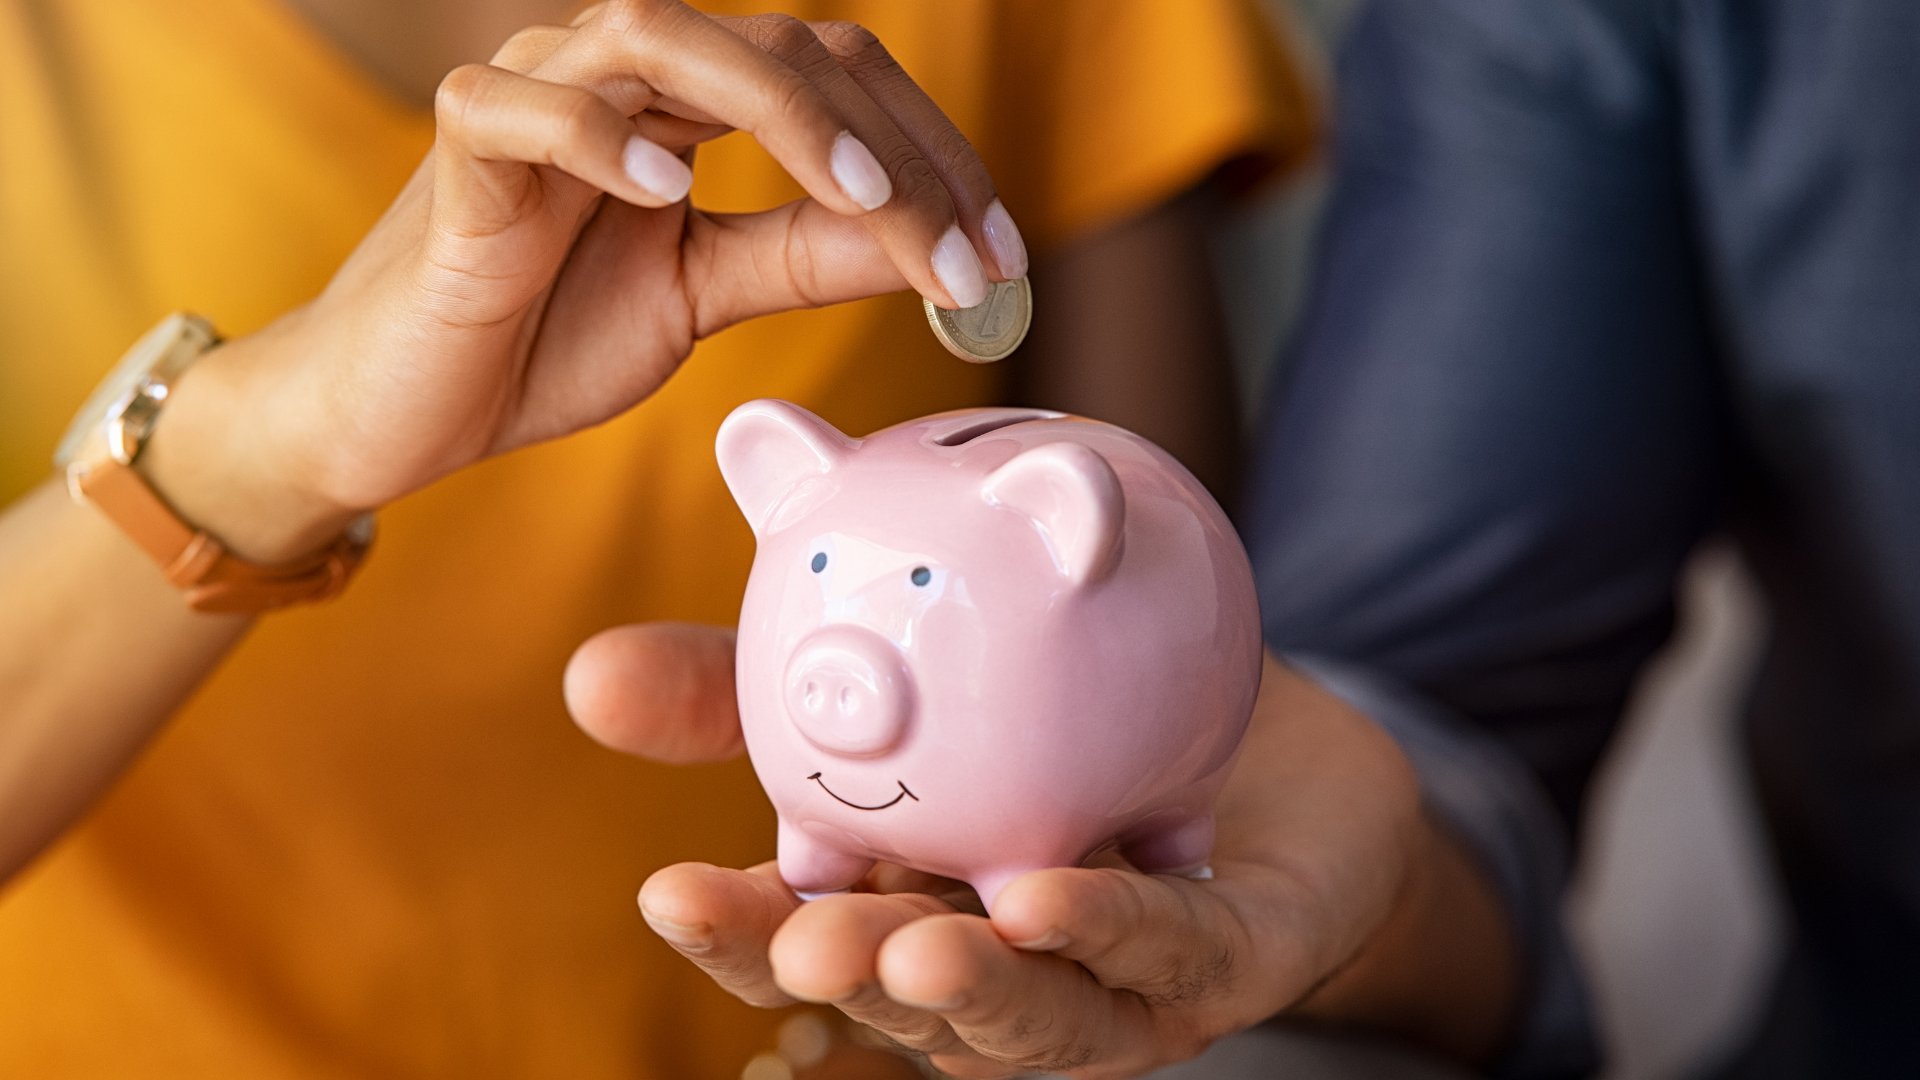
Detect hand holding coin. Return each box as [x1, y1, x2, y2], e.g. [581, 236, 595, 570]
[925, 277, 1033, 363]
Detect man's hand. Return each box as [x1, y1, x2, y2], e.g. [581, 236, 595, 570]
[567, 627, 1518, 1078]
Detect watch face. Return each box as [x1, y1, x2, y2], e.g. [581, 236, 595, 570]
[54, 313, 216, 468]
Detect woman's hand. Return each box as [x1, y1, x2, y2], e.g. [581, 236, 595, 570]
[566, 628, 1518, 1078]
[147, 1, 1026, 561]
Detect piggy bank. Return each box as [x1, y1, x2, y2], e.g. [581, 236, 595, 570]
[717, 400, 1262, 910]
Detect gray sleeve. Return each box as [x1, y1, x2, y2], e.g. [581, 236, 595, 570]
[1243, 0, 1726, 1075]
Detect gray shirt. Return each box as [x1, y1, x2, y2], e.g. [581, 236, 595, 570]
[1243, 1, 1920, 1075]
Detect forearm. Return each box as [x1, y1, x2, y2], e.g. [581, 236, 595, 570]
[0, 327, 342, 883]
[1293, 812, 1519, 1062]
[0, 479, 248, 881]
[1232, 660, 1519, 1064]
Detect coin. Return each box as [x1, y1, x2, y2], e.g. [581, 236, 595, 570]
[924, 277, 1031, 363]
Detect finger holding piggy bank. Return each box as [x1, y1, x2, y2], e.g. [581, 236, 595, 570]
[716, 401, 1262, 911]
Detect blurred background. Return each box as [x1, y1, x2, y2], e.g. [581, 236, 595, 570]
[1221, 3, 1783, 1077]
[1, 0, 1791, 1075]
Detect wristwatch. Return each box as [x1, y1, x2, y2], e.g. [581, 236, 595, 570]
[54, 312, 374, 614]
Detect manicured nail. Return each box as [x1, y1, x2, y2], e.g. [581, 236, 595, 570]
[932, 224, 990, 308]
[641, 908, 713, 953]
[1009, 929, 1069, 951]
[623, 136, 692, 203]
[980, 199, 1029, 280]
[830, 131, 892, 211]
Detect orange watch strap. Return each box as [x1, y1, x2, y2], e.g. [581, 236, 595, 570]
[72, 455, 371, 614]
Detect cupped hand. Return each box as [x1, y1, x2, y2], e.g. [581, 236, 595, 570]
[567, 627, 1508, 1079]
[154, 2, 1024, 561]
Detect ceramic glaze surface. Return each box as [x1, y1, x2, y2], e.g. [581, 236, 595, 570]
[717, 400, 1262, 911]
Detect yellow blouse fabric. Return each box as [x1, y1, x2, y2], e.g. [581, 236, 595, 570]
[0, 1, 1310, 1076]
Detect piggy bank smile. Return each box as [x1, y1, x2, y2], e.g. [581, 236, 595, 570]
[719, 400, 1261, 911]
[808, 771, 919, 811]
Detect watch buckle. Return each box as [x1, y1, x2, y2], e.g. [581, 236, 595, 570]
[106, 380, 170, 466]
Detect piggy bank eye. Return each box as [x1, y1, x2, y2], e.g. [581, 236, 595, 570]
[910, 566, 931, 587]
[811, 552, 828, 574]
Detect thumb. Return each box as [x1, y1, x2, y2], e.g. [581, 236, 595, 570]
[564, 622, 745, 764]
[688, 200, 909, 337]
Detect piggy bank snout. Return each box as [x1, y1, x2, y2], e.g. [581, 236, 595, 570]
[783, 626, 914, 757]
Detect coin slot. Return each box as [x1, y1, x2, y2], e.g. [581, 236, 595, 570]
[929, 411, 1059, 447]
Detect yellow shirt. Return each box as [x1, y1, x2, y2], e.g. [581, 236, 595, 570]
[0, 1, 1309, 1075]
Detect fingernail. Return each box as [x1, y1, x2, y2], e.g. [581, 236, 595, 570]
[623, 136, 693, 203]
[932, 224, 990, 308]
[981, 199, 1029, 280]
[831, 131, 892, 211]
[641, 909, 713, 954]
[1009, 929, 1069, 951]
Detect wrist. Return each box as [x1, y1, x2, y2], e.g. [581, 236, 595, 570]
[1293, 814, 1519, 1064]
[139, 317, 364, 564]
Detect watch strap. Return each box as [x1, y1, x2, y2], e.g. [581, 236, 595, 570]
[71, 455, 372, 614]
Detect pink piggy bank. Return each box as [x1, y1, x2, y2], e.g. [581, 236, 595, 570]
[717, 400, 1262, 910]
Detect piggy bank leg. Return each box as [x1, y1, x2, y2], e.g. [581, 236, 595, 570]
[1120, 813, 1216, 880]
[777, 819, 874, 901]
[968, 867, 1050, 916]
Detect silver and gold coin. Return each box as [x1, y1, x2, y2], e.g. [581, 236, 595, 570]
[923, 277, 1032, 363]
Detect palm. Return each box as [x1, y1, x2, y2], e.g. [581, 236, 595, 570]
[494, 165, 703, 447]
[497, 167, 885, 448]
[569, 629, 1431, 1079]
[280, 4, 1009, 517]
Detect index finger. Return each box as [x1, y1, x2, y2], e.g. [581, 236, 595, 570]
[878, 912, 1165, 1077]
[640, 861, 799, 1009]
[536, 0, 893, 218]
[809, 20, 1028, 282]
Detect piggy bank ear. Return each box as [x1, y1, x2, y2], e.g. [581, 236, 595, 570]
[981, 442, 1124, 585]
[716, 400, 855, 536]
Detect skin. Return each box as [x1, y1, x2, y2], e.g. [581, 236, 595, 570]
[0, 0, 1513, 1072]
[284, 0, 1246, 497]
[569, 625, 1521, 1078]
[0, 0, 1030, 880]
[1, 0, 1241, 880]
